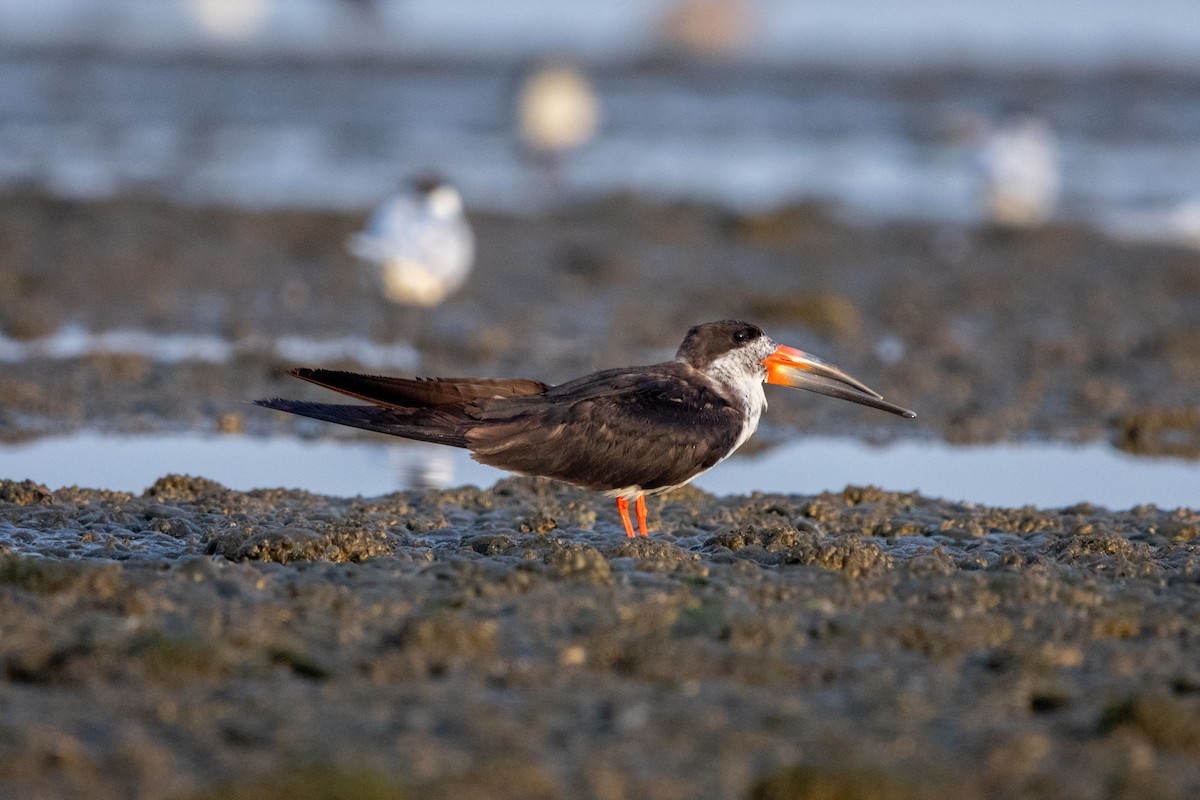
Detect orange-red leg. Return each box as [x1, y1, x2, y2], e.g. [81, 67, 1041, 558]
[634, 494, 648, 537]
[616, 497, 637, 538]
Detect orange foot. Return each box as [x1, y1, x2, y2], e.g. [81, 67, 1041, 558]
[616, 495, 650, 538]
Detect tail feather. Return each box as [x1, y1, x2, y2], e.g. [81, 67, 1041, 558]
[289, 368, 548, 410]
[254, 399, 470, 448]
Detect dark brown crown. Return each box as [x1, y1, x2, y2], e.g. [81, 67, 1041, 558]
[675, 320, 765, 369]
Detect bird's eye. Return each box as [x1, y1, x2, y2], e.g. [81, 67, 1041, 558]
[733, 327, 757, 344]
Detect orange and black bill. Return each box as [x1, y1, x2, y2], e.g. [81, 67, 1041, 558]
[763, 345, 916, 419]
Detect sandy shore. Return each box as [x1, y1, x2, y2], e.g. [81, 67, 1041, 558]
[1, 192, 1198, 798]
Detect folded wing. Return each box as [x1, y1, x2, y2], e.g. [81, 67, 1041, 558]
[288, 367, 549, 409]
[260, 363, 742, 492]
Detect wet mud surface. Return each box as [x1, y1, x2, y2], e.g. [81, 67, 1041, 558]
[1, 192, 1199, 798]
[1, 476, 1199, 800]
[1, 193, 1198, 454]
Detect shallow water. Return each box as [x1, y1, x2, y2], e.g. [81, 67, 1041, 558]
[2, 54, 1195, 228]
[3, 8, 1200, 227]
[5, 0, 1200, 67]
[0, 325, 419, 370]
[3, 432, 1196, 509]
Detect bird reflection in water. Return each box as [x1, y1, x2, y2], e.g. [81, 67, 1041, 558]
[390, 444, 457, 491]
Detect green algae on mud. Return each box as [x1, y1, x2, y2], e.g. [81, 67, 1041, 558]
[1, 476, 1199, 799]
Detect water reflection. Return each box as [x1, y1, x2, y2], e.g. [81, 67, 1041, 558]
[0, 326, 418, 371]
[390, 443, 456, 490]
[0, 433, 1195, 510]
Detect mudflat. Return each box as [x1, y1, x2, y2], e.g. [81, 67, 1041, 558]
[1, 193, 1197, 454]
[1, 475, 1199, 799]
[0, 193, 1198, 799]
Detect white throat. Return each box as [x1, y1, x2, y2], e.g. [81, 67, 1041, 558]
[695, 343, 772, 454]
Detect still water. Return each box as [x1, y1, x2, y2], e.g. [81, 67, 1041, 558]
[2, 433, 1195, 510]
[2, 3, 1200, 227]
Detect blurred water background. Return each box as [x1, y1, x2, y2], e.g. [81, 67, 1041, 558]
[3, 0, 1199, 501]
[2, 0, 1200, 228]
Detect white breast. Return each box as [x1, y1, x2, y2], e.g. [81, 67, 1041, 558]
[702, 346, 770, 460]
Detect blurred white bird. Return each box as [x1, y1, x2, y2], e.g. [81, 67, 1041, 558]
[1104, 199, 1200, 250]
[346, 176, 475, 307]
[185, 0, 273, 41]
[655, 0, 758, 60]
[515, 61, 599, 182]
[979, 112, 1061, 226]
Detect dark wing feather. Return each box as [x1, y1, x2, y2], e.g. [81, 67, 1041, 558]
[466, 364, 744, 492]
[261, 362, 747, 493]
[254, 399, 472, 447]
[289, 368, 549, 410]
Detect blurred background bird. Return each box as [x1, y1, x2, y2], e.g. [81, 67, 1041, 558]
[514, 60, 600, 189]
[346, 175, 475, 308]
[978, 111, 1062, 227]
[654, 0, 759, 60]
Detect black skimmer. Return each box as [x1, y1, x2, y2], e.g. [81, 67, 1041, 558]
[257, 320, 914, 537]
[346, 175, 475, 307]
